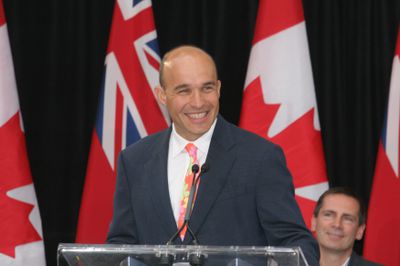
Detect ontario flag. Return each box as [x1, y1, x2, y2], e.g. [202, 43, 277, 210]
[363, 26, 400, 266]
[239, 0, 329, 228]
[75, 0, 169, 243]
[0, 0, 46, 265]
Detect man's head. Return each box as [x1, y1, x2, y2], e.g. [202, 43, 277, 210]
[156, 45, 221, 141]
[312, 187, 366, 256]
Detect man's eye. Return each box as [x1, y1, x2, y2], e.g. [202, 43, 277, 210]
[343, 216, 356, 223]
[203, 85, 215, 92]
[177, 89, 190, 94]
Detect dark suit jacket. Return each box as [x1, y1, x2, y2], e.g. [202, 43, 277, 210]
[349, 252, 383, 266]
[107, 116, 319, 265]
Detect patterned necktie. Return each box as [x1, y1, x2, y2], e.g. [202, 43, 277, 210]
[177, 143, 199, 240]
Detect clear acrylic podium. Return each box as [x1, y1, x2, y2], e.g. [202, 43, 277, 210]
[57, 244, 309, 266]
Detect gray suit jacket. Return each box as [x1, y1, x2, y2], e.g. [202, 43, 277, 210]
[349, 252, 383, 266]
[107, 115, 319, 265]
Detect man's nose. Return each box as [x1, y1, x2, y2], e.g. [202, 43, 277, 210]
[191, 90, 204, 107]
[331, 217, 342, 228]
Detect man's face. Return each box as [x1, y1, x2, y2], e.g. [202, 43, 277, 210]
[311, 194, 365, 254]
[156, 50, 220, 141]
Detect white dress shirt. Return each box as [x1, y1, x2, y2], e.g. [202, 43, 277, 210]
[167, 119, 217, 223]
[342, 257, 350, 266]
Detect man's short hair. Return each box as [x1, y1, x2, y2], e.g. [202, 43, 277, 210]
[313, 187, 366, 225]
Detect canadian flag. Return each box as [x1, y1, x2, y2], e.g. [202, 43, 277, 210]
[363, 26, 400, 266]
[239, 0, 329, 228]
[0, 0, 46, 265]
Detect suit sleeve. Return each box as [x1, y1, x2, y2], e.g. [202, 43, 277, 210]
[256, 144, 320, 266]
[107, 151, 138, 244]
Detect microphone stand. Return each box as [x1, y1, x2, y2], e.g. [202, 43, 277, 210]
[184, 165, 204, 266]
[166, 164, 200, 245]
[165, 164, 208, 266]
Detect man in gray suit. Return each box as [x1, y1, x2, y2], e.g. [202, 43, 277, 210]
[107, 45, 319, 265]
[312, 187, 382, 266]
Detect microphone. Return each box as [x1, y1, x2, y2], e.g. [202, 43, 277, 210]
[184, 163, 209, 223]
[191, 164, 200, 176]
[186, 163, 208, 265]
[183, 164, 201, 245]
[166, 163, 208, 245]
[200, 163, 209, 174]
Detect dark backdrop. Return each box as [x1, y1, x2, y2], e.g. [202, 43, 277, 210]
[3, 0, 400, 265]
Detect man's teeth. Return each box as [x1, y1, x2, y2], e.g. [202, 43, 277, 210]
[188, 112, 206, 119]
[328, 231, 344, 237]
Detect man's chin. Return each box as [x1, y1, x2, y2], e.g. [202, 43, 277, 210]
[185, 118, 215, 130]
[322, 243, 350, 254]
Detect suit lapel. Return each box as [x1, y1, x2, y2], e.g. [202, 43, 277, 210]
[144, 129, 179, 241]
[186, 117, 236, 242]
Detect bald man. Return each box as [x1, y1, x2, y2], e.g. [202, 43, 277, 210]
[107, 45, 319, 265]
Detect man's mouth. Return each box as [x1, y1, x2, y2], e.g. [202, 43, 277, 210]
[187, 112, 208, 119]
[327, 231, 344, 238]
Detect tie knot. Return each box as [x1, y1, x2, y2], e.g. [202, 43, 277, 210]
[185, 143, 198, 158]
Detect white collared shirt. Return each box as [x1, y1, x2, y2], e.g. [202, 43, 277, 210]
[342, 257, 350, 266]
[167, 119, 217, 223]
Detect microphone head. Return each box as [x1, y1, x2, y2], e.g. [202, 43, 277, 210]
[201, 163, 210, 173]
[191, 164, 200, 174]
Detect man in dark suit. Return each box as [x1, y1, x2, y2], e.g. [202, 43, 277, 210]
[107, 45, 319, 265]
[311, 187, 382, 266]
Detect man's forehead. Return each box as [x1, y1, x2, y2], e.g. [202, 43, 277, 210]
[321, 194, 360, 213]
[163, 56, 217, 81]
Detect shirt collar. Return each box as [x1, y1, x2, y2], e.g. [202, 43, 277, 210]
[170, 118, 217, 158]
[342, 256, 351, 266]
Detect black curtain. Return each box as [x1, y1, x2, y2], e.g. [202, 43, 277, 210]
[3, 0, 399, 265]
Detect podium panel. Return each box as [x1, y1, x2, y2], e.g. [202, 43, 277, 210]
[58, 244, 309, 266]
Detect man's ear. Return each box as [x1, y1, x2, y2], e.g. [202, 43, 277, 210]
[155, 86, 166, 105]
[311, 216, 317, 232]
[355, 224, 366, 240]
[217, 80, 221, 98]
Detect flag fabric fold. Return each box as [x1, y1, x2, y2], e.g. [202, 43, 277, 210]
[363, 26, 400, 266]
[239, 0, 329, 228]
[0, 0, 46, 264]
[75, 0, 169, 243]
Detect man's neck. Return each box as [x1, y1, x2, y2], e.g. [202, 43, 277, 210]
[320, 249, 352, 266]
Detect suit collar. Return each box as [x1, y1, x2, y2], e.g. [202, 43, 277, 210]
[144, 128, 180, 242]
[144, 116, 238, 244]
[184, 115, 237, 243]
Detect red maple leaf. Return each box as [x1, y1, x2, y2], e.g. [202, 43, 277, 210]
[240, 77, 328, 225]
[240, 77, 281, 138]
[240, 76, 327, 187]
[0, 113, 42, 258]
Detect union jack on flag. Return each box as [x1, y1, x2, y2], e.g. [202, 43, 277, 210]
[76, 0, 169, 243]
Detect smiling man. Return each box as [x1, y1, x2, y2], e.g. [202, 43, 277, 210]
[312, 187, 382, 266]
[107, 45, 319, 265]
[156, 46, 221, 141]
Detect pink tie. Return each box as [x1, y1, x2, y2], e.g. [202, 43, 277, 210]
[177, 143, 198, 240]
